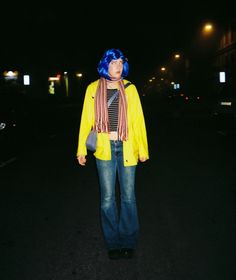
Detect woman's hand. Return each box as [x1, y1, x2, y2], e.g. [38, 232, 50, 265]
[139, 156, 148, 162]
[77, 155, 87, 166]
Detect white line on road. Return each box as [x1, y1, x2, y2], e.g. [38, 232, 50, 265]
[0, 157, 17, 168]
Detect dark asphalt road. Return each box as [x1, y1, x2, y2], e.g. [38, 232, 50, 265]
[1, 98, 236, 280]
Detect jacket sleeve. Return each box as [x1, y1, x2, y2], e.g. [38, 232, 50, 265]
[132, 85, 149, 160]
[76, 84, 95, 156]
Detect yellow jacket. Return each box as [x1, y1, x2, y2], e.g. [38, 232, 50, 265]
[77, 79, 149, 166]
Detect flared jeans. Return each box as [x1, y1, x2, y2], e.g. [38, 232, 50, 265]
[96, 140, 139, 250]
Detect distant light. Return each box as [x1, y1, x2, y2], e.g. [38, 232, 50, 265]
[203, 23, 213, 35]
[219, 72, 226, 83]
[3, 70, 18, 80]
[7, 71, 14, 77]
[221, 101, 231, 106]
[23, 75, 30, 85]
[0, 122, 6, 130]
[174, 83, 180, 89]
[48, 76, 60, 81]
[49, 81, 55, 94]
[4, 71, 16, 77]
[204, 24, 213, 31]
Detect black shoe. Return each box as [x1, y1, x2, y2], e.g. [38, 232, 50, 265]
[120, 248, 134, 259]
[108, 249, 121, 260]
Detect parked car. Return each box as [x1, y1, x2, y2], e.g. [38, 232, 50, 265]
[211, 83, 236, 133]
[212, 83, 236, 119]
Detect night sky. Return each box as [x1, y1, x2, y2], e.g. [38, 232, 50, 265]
[1, 2, 233, 83]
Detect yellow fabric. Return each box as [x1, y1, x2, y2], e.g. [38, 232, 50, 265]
[76, 79, 149, 166]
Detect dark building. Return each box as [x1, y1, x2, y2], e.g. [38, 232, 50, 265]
[214, 20, 236, 86]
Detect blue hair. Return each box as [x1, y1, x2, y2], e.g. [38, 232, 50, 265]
[97, 48, 129, 80]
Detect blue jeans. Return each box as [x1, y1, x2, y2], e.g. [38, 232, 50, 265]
[96, 140, 139, 250]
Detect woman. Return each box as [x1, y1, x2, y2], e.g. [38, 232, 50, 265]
[76, 48, 149, 260]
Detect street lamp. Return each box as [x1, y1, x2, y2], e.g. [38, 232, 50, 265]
[202, 22, 215, 38]
[64, 72, 69, 97]
[203, 23, 213, 33]
[174, 53, 180, 60]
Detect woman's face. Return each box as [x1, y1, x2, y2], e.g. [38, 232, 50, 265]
[108, 58, 123, 80]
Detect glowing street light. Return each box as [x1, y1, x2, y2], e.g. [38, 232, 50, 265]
[202, 23, 214, 35]
[76, 72, 83, 78]
[174, 53, 180, 59]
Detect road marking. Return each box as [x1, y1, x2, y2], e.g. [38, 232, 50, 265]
[0, 157, 17, 168]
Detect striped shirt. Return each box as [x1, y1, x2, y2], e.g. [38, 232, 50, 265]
[107, 89, 119, 132]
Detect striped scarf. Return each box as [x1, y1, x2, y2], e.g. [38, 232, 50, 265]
[95, 77, 128, 141]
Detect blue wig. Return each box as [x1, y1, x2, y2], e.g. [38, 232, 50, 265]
[97, 48, 129, 80]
